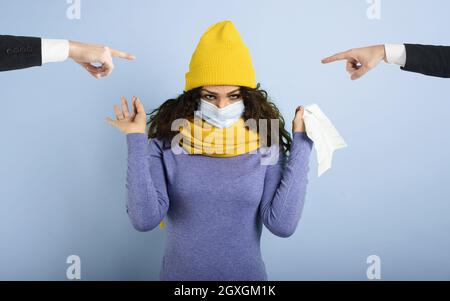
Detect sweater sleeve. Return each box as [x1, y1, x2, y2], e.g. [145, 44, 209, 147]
[259, 131, 313, 238]
[125, 133, 170, 232]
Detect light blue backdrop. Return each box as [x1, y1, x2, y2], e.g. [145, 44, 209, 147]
[1, 0, 449, 280]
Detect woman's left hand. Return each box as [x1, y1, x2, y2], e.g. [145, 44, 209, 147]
[292, 106, 306, 133]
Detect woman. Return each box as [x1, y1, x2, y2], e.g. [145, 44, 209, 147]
[106, 20, 313, 281]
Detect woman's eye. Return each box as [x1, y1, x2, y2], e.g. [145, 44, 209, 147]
[230, 94, 241, 99]
[203, 95, 215, 100]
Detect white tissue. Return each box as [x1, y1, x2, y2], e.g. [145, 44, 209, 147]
[302, 104, 347, 177]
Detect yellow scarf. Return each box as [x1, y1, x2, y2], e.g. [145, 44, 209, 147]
[158, 117, 261, 229]
[178, 117, 261, 157]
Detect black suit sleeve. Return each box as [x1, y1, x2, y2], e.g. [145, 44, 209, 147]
[0, 35, 42, 72]
[402, 44, 450, 78]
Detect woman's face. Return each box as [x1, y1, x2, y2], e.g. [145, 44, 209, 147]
[200, 85, 242, 109]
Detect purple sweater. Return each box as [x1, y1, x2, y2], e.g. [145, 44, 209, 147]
[125, 131, 313, 281]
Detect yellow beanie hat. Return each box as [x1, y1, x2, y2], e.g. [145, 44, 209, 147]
[185, 20, 257, 92]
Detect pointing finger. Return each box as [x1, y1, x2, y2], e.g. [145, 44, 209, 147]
[321, 50, 351, 64]
[110, 48, 136, 60]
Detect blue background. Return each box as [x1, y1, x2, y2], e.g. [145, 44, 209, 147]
[1, 0, 449, 280]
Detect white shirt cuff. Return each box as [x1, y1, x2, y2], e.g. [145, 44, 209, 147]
[384, 44, 406, 67]
[41, 39, 70, 64]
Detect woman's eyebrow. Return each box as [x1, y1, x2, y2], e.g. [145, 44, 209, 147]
[227, 89, 241, 95]
[201, 88, 241, 95]
[201, 89, 217, 95]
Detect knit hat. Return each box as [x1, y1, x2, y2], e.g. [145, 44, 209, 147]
[184, 20, 257, 92]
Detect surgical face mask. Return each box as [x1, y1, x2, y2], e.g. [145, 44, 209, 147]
[195, 98, 245, 128]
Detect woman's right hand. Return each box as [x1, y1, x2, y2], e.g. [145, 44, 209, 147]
[106, 96, 147, 134]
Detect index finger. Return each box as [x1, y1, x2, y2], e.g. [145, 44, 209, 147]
[110, 48, 136, 60]
[321, 50, 351, 64]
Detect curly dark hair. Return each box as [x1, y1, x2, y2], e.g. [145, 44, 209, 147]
[145, 83, 293, 156]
